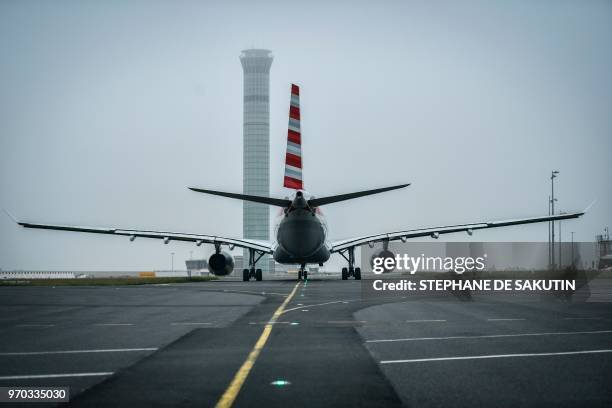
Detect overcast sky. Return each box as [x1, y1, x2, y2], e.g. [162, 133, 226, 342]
[1, 0, 610, 271]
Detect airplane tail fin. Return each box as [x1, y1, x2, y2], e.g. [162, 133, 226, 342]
[284, 83, 303, 190]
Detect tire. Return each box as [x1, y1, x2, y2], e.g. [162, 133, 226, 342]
[242, 269, 249, 282]
[341, 267, 348, 280]
[348, 267, 354, 278]
[303, 270, 308, 280]
[255, 268, 262, 281]
[298, 270, 302, 280]
[354, 267, 361, 280]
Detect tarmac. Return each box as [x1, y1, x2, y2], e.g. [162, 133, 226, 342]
[0, 276, 611, 407]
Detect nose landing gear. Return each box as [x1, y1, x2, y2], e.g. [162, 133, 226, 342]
[298, 263, 308, 281]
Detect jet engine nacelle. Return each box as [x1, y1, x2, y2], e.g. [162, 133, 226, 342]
[370, 249, 395, 273]
[208, 251, 235, 276]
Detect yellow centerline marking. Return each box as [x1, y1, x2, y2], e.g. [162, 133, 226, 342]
[215, 281, 301, 408]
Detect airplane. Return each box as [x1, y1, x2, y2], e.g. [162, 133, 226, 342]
[9, 84, 585, 281]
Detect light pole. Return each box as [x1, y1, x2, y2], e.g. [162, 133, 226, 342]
[605, 227, 610, 257]
[571, 232, 575, 268]
[548, 195, 552, 268]
[559, 211, 566, 269]
[171, 252, 175, 272]
[550, 170, 559, 270]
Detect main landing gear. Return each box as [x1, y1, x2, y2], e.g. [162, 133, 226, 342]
[338, 246, 361, 280]
[298, 263, 308, 281]
[242, 248, 264, 282]
[243, 268, 262, 282]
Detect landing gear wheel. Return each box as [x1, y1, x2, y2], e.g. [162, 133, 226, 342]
[255, 269, 262, 281]
[298, 270, 303, 280]
[242, 268, 249, 281]
[340, 246, 357, 282]
[303, 270, 308, 280]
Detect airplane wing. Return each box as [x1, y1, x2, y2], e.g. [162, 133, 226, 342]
[330, 211, 585, 253]
[10, 215, 273, 254]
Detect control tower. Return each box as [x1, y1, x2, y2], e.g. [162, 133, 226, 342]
[240, 49, 273, 273]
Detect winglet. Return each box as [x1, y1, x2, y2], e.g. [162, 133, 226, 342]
[584, 199, 597, 213]
[2, 208, 20, 224]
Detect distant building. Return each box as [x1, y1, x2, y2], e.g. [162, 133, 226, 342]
[185, 259, 208, 272]
[234, 255, 244, 272]
[240, 49, 274, 273]
[1, 271, 77, 279]
[274, 262, 288, 273]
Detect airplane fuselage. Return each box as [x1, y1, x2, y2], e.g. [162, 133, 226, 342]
[272, 191, 331, 265]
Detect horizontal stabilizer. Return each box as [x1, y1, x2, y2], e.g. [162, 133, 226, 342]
[308, 183, 410, 207]
[189, 187, 291, 207]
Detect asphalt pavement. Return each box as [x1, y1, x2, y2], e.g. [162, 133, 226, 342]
[0, 276, 610, 407]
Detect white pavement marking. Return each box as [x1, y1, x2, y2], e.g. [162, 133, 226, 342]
[380, 349, 612, 364]
[366, 329, 612, 343]
[328, 320, 367, 324]
[0, 348, 158, 356]
[170, 322, 213, 326]
[487, 318, 526, 321]
[0, 372, 114, 380]
[15, 324, 55, 328]
[282, 299, 358, 314]
[93, 323, 135, 326]
[222, 289, 288, 296]
[405, 319, 446, 323]
[563, 317, 604, 320]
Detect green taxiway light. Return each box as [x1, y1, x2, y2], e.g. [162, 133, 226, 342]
[271, 380, 291, 386]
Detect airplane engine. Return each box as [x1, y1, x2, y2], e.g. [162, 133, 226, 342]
[208, 252, 234, 276]
[370, 249, 395, 273]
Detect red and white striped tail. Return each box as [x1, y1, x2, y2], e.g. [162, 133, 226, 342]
[284, 83, 303, 190]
